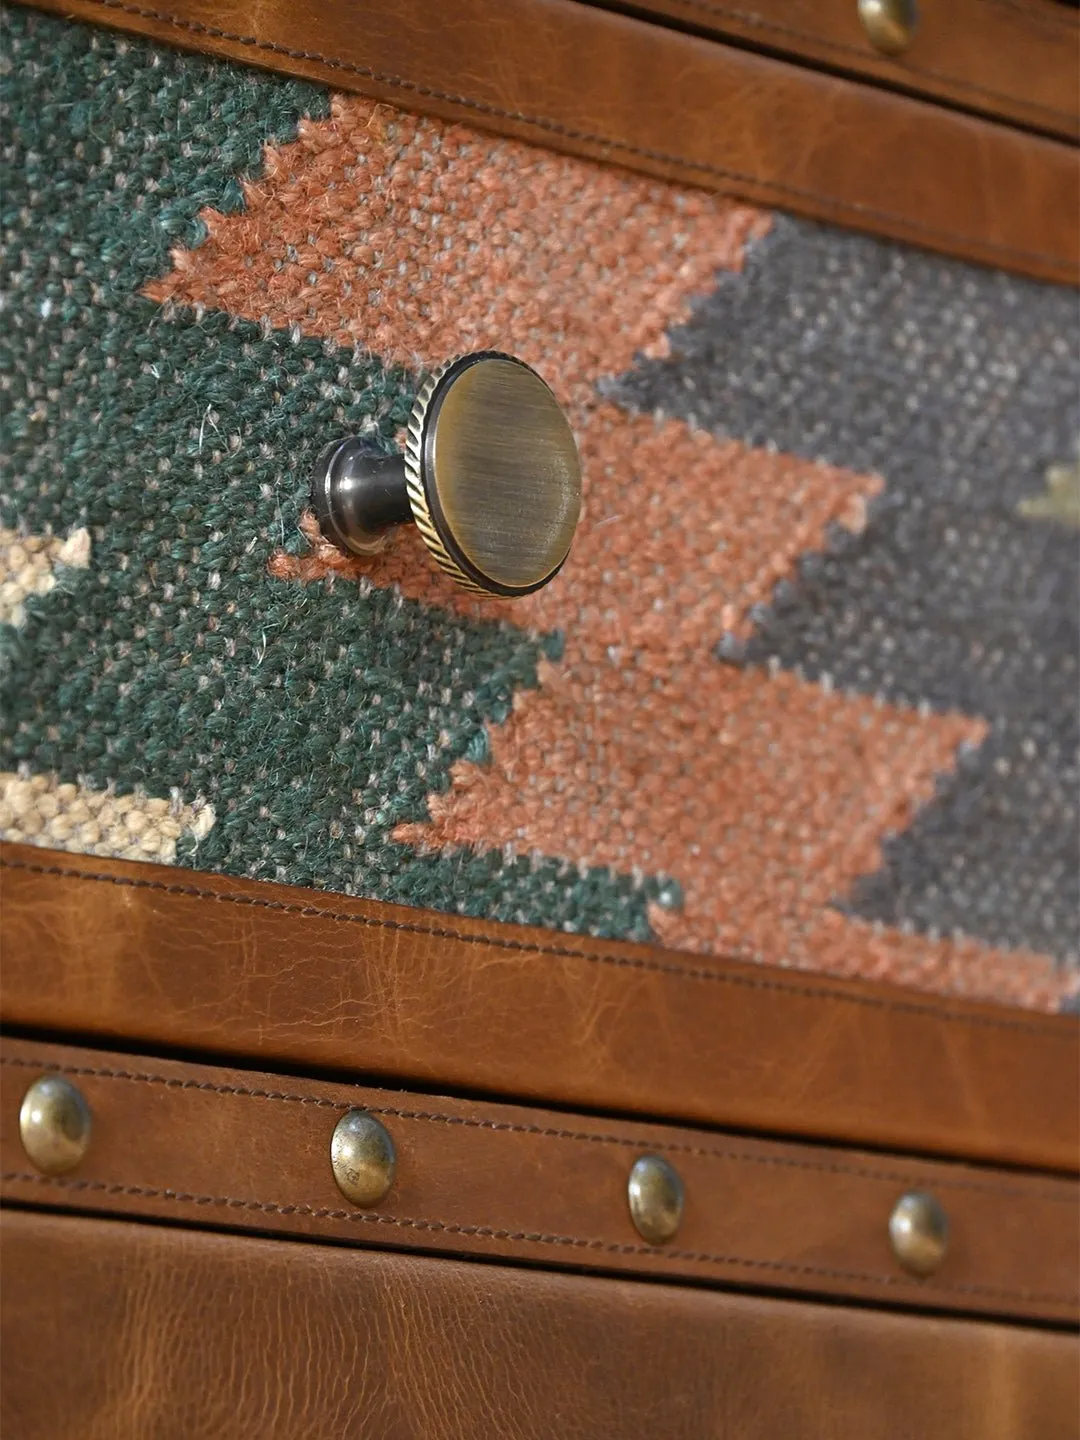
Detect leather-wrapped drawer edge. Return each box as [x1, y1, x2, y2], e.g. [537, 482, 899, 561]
[585, 0, 1080, 140]
[1, 1037, 1075, 1323]
[3, 846, 1077, 1176]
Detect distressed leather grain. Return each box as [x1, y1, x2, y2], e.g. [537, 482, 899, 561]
[588, 0, 1080, 140]
[2, 845, 1077, 1173]
[2, 1210, 1077, 1440]
[16, 0, 1080, 283]
[4, 1036, 1075, 1320]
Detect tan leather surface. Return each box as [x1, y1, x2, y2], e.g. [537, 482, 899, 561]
[17, 0, 1079, 284]
[3, 1210, 1077, 1440]
[3, 1038, 1076, 1321]
[590, 0, 1080, 140]
[2, 845, 1077, 1175]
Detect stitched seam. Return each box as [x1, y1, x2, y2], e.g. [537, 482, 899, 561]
[2, 856, 1072, 1039]
[2, 1055, 1072, 1203]
[2, 1171, 1074, 1305]
[48, 0, 1072, 273]
[650, 0, 1075, 121]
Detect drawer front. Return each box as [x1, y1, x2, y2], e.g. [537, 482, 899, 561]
[3, 1037, 1075, 1321]
[585, 0, 1080, 139]
[3, 1209, 1076, 1440]
[1, 7, 1077, 1024]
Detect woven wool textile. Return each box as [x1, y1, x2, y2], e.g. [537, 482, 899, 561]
[2, 9, 1077, 1011]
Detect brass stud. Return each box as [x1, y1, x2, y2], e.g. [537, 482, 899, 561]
[312, 351, 582, 597]
[627, 1154, 685, 1245]
[19, 1075, 92, 1176]
[858, 0, 917, 55]
[889, 1190, 949, 1276]
[330, 1109, 396, 1207]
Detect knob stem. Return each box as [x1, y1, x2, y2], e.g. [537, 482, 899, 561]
[312, 438, 412, 555]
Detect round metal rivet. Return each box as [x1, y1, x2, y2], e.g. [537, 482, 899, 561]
[330, 1109, 396, 1207]
[889, 1190, 949, 1276]
[627, 1154, 685, 1245]
[19, 1075, 92, 1176]
[857, 0, 917, 54]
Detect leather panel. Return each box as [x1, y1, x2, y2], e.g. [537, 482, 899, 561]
[587, 0, 1079, 140]
[2, 846, 1077, 1173]
[2, 1210, 1077, 1440]
[1, 1036, 1075, 1321]
[15, 0, 1080, 283]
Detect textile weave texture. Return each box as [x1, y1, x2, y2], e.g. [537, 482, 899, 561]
[1, 8, 1077, 1011]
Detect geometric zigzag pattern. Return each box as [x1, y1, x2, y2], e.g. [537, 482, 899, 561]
[1, 8, 1076, 1011]
[608, 217, 1080, 967]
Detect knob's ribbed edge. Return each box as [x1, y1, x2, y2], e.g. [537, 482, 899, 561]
[404, 358, 490, 596]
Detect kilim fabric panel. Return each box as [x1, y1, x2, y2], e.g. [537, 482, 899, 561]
[2, 8, 1077, 1011]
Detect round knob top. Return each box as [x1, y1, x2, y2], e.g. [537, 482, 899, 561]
[405, 352, 582, 596]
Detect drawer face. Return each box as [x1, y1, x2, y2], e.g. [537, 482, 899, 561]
[2, 1209, 1076, 1440]
[1, 6, 1077, 1030]
[1, 1037, 1075, 1323]
[586, 0, 1080, 139]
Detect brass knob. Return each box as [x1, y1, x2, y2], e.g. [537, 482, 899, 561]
[627, 1154, 685, 1245]
[312, 352, 582, 596]
[330, 1109, 396, 1206]
[858, 0, 917, 55]
[19, 1075, 93, 1176]
[889, 1190, 949, 1276]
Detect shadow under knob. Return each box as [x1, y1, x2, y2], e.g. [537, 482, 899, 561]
[312, 351, 581, 597]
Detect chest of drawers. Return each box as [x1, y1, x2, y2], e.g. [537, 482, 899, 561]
[1, 2, 1077, 1432]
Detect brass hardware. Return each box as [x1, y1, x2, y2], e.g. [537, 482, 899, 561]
[858, 0, 917, 54]
[19, 1075, 92, 1176]
[889, 1190, 949, 1276]
[627, 1154, 685, 1245]
[313, 351, 582, 596]
[330, 1109, 396, 1206]
[1018, 454, 1080, 528]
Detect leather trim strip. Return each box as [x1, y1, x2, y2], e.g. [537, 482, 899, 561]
[2, 1037, 1076, 1320]
[16, 0, 1079, 284]
[585, 0, 1079, 140]
[1, 844, 1077, 1173]
[5, 1213, 1077, 1440]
